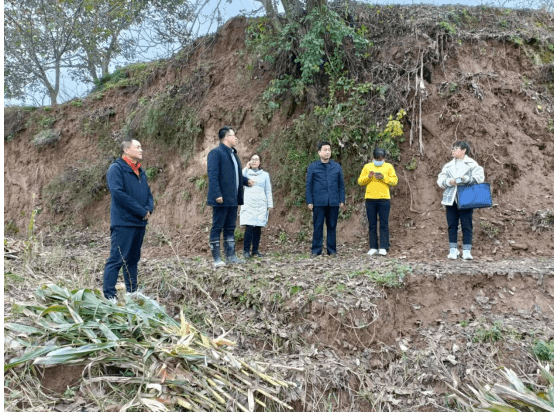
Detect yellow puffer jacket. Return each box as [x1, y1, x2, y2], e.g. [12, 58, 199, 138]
[357, 162, 398, 199]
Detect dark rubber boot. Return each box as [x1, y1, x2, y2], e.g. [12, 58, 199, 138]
[210, 241, 226, 267]
[224, 238, 245, 264]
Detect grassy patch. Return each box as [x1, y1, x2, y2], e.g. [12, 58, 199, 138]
[473, 321, 505, 343]
[135, 93, 201, 160]
[350, 263, 410, 288]
[4, 220, 19, 235]
[4, 271, 26, 290]
[44, 158, 112, 214]
[234, 228, 245, 242]
[533, 340, 554, 361]
[81, 107, 119, 156]
[93, 61, 166, 92]
[145, 166, 160, 181]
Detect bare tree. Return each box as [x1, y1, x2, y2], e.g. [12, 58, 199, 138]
[70, 0, 194, 85]
[4, 0, 84, 105]
[4, 0, 194, 105]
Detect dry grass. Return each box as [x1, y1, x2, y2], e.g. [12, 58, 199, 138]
[4, 231, 554, 411]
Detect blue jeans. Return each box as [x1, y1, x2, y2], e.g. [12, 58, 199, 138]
[366, 199, 391, 250]
[210, 206, 238, 242]
[446, 201, 473, 249]
[103, 226, 146, 299]
[311, 206, 339, 255]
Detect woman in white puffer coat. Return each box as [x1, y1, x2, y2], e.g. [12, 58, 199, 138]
[240, 154, 273, 258]
[437, 141, 484, 261]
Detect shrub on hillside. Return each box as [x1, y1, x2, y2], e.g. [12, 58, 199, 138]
[33, 129, 60, 147]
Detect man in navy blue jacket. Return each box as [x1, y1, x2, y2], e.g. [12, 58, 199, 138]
[207, 126, 253, 266]
[103, 138, 154, 301]
[306, 141, 345, 257]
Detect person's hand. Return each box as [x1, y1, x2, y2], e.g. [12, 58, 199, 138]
[375, 172, 384, 180]
[339, 203, 345, 208]
[215, 197, 223, 204]
[246, 161, 251, 169]
[308, 204, 313, 211]
[449, 179, 457, 186]
[247, 179, 255, 187]
[143, 211, 151, 220]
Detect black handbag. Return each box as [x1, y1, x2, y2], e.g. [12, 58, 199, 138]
[457, 183, 493, 210]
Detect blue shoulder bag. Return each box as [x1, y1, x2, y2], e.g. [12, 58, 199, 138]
[457, 183, 493, 210]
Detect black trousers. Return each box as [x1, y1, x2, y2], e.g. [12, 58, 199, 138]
[244, 225, 262, 252]
[311, 206, 339, 255]
[103, 226, 146, 299]
[210, 206, 238, 242]
[365, 199, 391, 250]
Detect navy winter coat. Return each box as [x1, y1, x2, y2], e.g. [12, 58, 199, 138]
[305, 159, 346, 207]
[107, 158, 154, 227]
[207, 143, 249, 207]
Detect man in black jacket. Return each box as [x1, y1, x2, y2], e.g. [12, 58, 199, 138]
[103, 138, 154, 301]
[305, 141, 345, 257]
[207, 126, 253, 267]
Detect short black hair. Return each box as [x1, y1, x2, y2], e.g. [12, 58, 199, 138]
[120, 138, 134, 155]
[218, 126, 234, 140]
[452, 140, 470, 154]
[317, 141, 331, 151]
[373, 147, 386, 160]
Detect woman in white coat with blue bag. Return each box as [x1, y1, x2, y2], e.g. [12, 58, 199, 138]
[437, 141, 484, 261]
[240, 154, 273, 258]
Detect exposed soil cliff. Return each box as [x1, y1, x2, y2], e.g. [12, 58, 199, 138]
[4, 12, 554, 260]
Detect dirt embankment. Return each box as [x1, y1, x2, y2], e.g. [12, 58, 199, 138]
[4, 15, 554, 261]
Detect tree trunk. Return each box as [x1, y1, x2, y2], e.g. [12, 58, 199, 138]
[47, 87, 58, 106]
[101, 59, 110, 78]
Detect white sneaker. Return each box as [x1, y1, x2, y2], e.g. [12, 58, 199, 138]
[378, 249, 387, 256]
[462, 250, 473, 260]
[367, 249, 378, 255]
[447, 248, 459, 260]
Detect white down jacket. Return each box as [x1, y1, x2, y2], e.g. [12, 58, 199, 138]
[239, 168, 273, 227]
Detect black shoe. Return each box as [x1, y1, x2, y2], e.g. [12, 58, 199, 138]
[243, 250, 252, 259]
[252, 251, 263, 258]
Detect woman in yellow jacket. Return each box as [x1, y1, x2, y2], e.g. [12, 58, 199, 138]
[357, 148, 398, 256]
